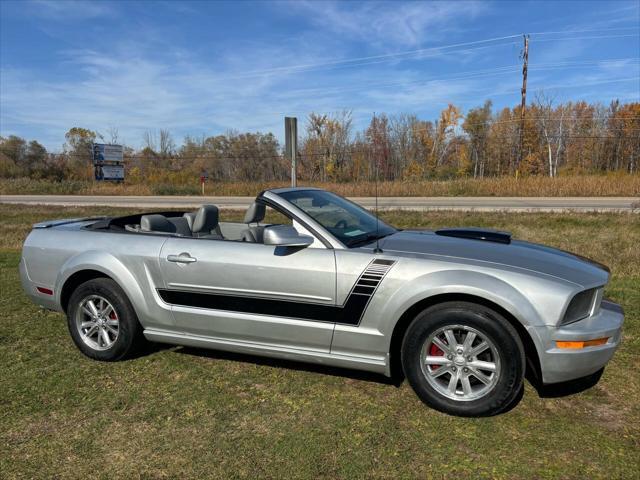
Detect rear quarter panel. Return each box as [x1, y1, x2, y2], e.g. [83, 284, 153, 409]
[21, 226, 173, 330]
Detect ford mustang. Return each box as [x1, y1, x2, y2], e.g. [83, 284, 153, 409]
[20, 187, 624, 416]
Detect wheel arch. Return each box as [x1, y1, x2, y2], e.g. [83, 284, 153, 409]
[55, 251, 150, 322]
[60, 269, 112, 313]
[388, 293, 542, 385]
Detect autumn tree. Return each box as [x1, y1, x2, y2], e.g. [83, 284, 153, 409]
[534, 92, 568, 177]
[365, 114, 392, 180]
[0, 135, 26, 168]
[301, 111, 352, 181]
[431, 104, 463, 174]
[608, 102, 640, 173]
[0, 135, 26, 177]
[462, 100, 492, 178]
[64, 127, 97, 178]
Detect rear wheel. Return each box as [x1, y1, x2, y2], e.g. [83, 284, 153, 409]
[401, 301, 525, 416]
[67, 278, 143, 361]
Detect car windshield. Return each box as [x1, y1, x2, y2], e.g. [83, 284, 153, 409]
[277, 189, 397, 247]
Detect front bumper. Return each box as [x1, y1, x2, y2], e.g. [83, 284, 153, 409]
[531, 300, 624, 384]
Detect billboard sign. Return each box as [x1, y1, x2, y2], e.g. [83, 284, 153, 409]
[92, 143, 123, 164]
[95, 164, 124, 181]
[93, 143, 124, 181]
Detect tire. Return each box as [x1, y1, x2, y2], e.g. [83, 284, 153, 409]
[401, 301, 525, 417]
[67, 278, 144, 361]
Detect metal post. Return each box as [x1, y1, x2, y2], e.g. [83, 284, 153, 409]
[285, 117, 298, 187]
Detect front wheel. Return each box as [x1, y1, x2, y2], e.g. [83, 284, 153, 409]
[401, 301, 525, 417]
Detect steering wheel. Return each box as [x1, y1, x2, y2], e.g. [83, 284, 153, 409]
[334, 219, 348, 229]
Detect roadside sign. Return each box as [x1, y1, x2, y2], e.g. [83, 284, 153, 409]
[93, 143, 124, 181]
[92, 143, 123, 164]
[95, 164, 124, 181]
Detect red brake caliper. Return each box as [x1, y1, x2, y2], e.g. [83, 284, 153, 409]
[429, 342, 445, 370]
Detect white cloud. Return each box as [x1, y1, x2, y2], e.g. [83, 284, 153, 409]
[27, 0, 116, 20]
[289, 0, 487, 48]
[0, 39, 342, 149]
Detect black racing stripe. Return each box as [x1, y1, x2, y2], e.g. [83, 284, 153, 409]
[353, 285, 375, 294]
[158, 288, 358, 324]
[157, 288, 379, 326]
[158, 259, 396, 326]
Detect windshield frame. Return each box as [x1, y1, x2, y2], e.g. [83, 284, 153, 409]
[273, 188, 397, 249]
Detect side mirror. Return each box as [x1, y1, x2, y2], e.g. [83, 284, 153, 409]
[263, 225, 314, 248]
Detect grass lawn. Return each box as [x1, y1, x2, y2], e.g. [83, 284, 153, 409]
[1, 205, 638, 479]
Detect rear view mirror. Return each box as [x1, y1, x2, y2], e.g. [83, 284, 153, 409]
[263, 225, 313, 248]
[311, 197, 329, 207]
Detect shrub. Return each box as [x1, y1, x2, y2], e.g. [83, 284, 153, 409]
[150, 183, 201, 195]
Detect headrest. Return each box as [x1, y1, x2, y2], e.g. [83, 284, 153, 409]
[183, 212, 196, 230]
[244, 202, 266, 224]
[168, 217, 192, 236]
[140, 214, 175, 233]
[192, 205, 219, 233]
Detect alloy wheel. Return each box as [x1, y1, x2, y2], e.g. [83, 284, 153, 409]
[420, 324, 501, 401]
[75, 295, 120, 351]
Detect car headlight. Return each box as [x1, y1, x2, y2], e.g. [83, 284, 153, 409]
[561, 287, 603, 325]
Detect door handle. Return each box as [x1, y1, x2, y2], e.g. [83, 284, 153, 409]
[167, 253, 197, 263]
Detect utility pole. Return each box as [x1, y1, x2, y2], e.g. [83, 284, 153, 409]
[285, 117, 298, 187]
[518, 34, 530, 170]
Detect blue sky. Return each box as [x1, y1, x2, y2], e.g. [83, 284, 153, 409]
[1, 0, 638, 150]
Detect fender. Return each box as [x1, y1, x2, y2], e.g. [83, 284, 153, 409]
[55, 250, 174, 329]
[383, 269, 545, 337]
[333, 268, 567, 367]
[374, 269, 571, 367]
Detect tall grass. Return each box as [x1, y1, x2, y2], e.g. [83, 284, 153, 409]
[1, 174, 638, 197]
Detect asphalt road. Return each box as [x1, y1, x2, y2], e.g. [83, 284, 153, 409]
[1, 195, 638, 212]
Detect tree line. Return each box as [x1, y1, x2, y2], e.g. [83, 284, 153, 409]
[1, 98, 638, 183]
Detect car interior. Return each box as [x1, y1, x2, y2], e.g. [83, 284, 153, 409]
[122, 202, 278, 243]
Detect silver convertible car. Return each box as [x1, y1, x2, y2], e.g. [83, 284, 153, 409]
[20, 187, 623, 416]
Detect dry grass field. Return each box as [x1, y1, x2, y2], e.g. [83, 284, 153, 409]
[1, 174, 639, 197]
[1, 204, 639, 479]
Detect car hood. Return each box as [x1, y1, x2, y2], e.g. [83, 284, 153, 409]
[376, 230, 609, 287]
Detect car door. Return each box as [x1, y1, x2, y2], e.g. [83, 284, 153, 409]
[158, 232, 336, 352]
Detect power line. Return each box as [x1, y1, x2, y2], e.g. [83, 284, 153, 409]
[532, 34, 639, 43]
[529, 26, 640, 36]
[226, 28, 639, 79]
[232, 34, 523, 78]
[275, 58, 639, 99]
